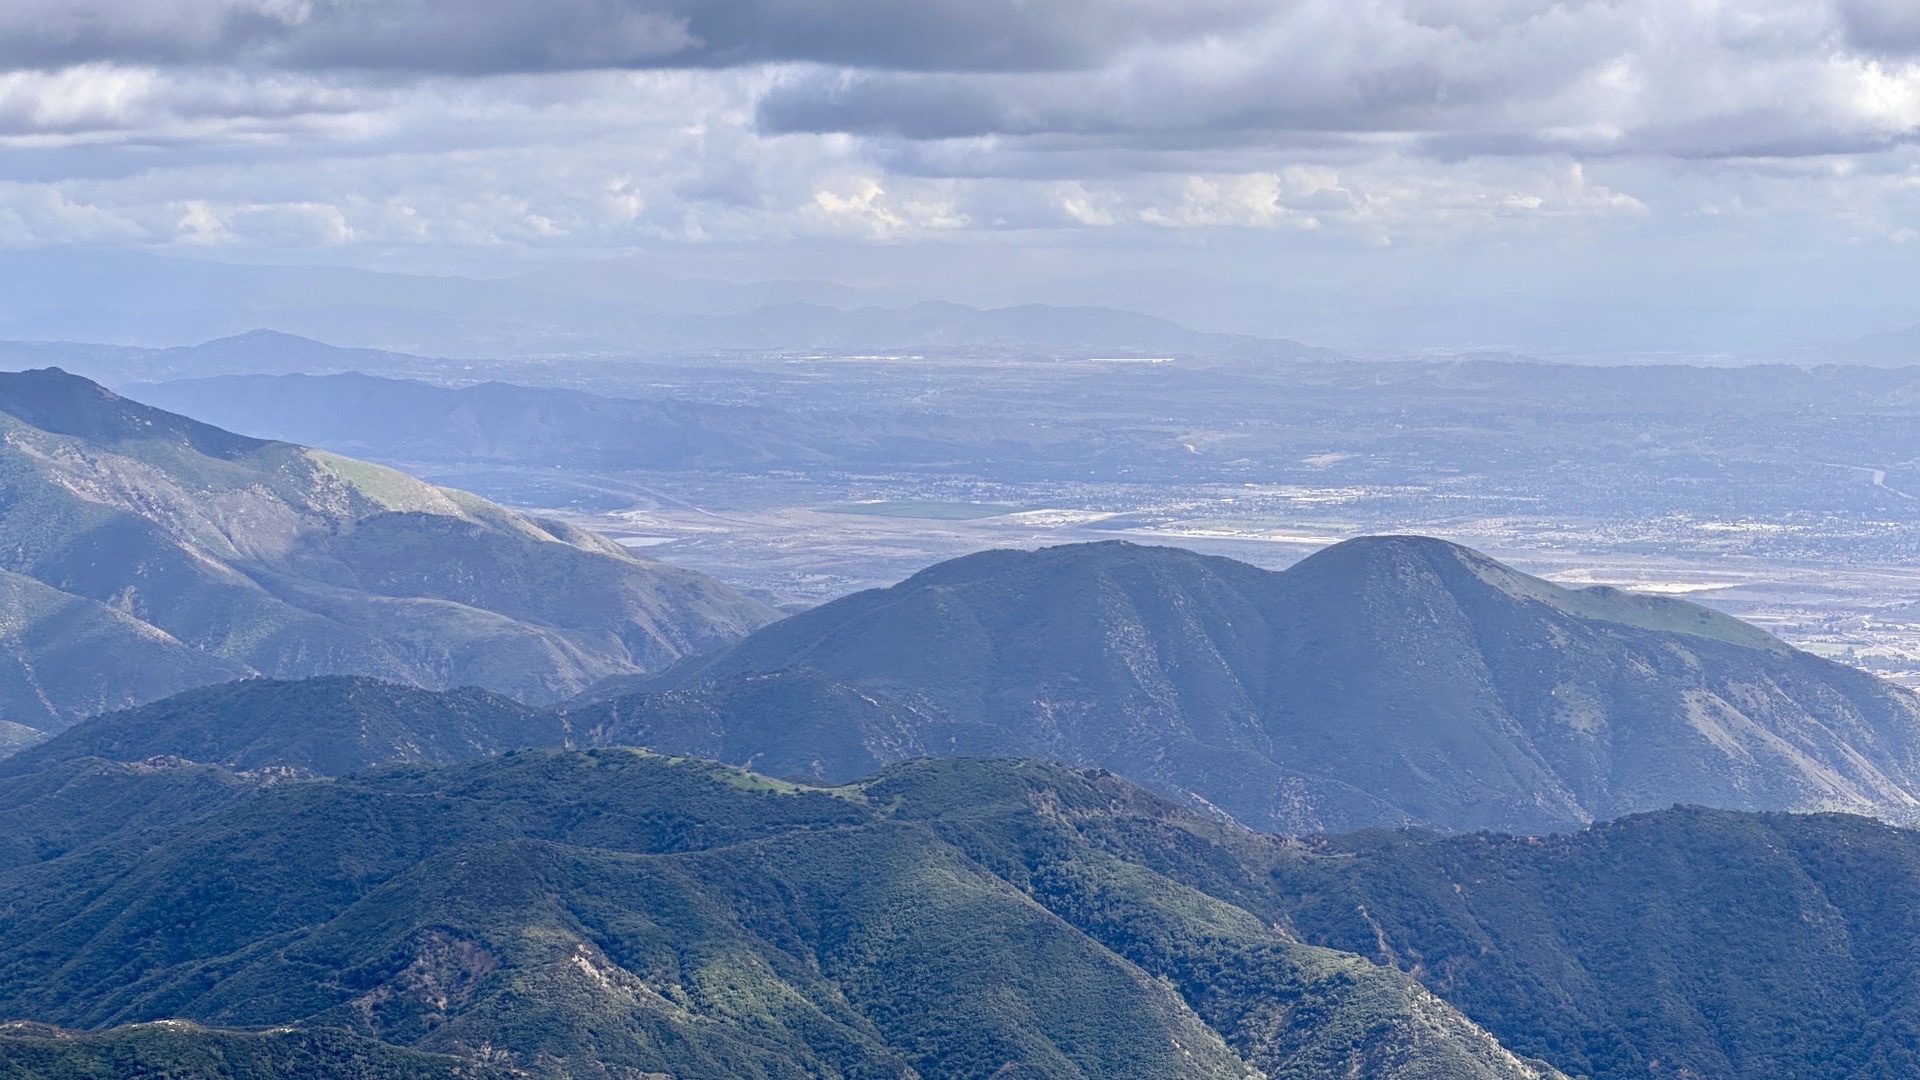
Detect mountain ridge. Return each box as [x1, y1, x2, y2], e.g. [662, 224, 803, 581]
[0, 676, 562, 779]
[11, 737, 1920, 1079]
[32, 530, 1912, 839]
[0, 748, 1562, 1079]
[0, 368, 777, 727]
[596, 535, 1920, 833]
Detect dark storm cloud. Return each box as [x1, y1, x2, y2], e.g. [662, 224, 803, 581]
[12, 2, 1918, 168]
[1838, 0, 1920, 53]
[0, 0, 1266, 74]
[752, 2, 1610, 152]
[753, 1, 1920, 164]
[754, 65, 1468, 145]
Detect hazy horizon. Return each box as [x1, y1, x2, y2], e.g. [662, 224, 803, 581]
[7, 1, 1920, 359]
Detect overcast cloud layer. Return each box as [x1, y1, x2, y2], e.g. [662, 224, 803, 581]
[7, 0, 1920, 352]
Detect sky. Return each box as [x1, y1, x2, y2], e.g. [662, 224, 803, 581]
[7, 0, 1920, 355]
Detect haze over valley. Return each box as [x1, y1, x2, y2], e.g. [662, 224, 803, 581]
[58, 324, 1920, 690]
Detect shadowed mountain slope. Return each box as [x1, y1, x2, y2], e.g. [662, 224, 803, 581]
[613, 536, 1920, 833]
[1267, 807, 1920, 1080]
[570, 669, 1014, 784]
[0, 677, 563, 779]
[0, 369, 776, 727]
[0, 751, 1558, 1080]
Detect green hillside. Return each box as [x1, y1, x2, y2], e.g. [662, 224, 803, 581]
[0, 565, 249, 728]
[12, 711, 1920, 1078]
[568, 669, 995, 783]
[0, 676, 564, 779]
[0, 750, 1557, 1080]
[0, 756, 265, 872]
[0, 1020, 510, 1079]
[1266, 807, 1920, 1079]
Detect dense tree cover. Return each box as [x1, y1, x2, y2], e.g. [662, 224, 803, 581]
[10, 728, 1920, 1077]
[0, 751, 1553, 1079]
[1266, 808, 1920, 1080]
[0, 1020, 509, 1079]
[0, 677, 559, 779]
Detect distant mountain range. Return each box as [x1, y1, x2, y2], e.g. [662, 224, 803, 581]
[127, 369, 1133, 479]
[594, 536, 1920, 834]
[0, 369, 774, 734]
[0, 247, 1326, 361]
[1836, 322, 1920, 366]
[130, 369, 886, 472]
[0, 330, 434, 387]
[23, 533, 1920, 838]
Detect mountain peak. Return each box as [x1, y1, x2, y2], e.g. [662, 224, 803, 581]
[1286, 533, 1781, 649]
[194, 328, 322, 349]
[0, 367, 270, 459]
[643, 536, 1906, 834]
[902, 538, 1239, 589]
[1288, 533, 1499, 577]
[176, 329, 376, 362]
[1283, 533, 1561, 611]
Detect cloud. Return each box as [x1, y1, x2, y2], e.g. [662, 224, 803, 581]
[0, 0, 1918, 306]
[1139, 173, 1323, 229]
[0, 0, 1266, 75]
[1840, 0, 1920, 54]
[11, 2, 1920, 168]
[0, 63, 377, 141]
[758, 1, 1920, 164]
[805, 175, 968, 237]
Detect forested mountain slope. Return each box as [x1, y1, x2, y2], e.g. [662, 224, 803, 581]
[0, 750, 1557, 1080]
[0, 676, 560, 779]
[1265, 807, 1920, 1079]
[6, 672, 1920, 1077]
